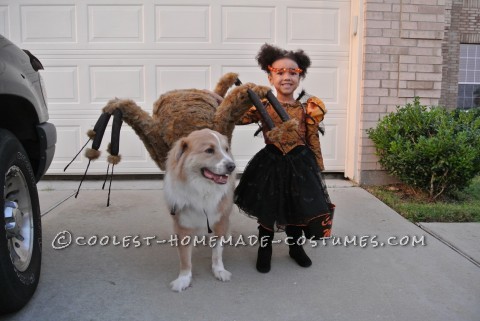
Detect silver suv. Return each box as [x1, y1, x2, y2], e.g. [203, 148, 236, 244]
[0, 34, 56, 314]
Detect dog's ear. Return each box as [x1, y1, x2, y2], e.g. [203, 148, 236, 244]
[175, 138, 188, 161]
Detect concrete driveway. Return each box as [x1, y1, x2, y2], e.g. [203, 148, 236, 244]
[1, 179, 479, 321]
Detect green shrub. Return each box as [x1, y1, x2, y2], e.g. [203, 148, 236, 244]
[367, 98, 480, 200]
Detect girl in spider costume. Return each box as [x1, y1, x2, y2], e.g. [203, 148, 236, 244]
[235, 43, 334, 273]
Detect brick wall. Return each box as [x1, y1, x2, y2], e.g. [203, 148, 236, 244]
[440, 0, 480, 108]
[358, 0, 446, 185]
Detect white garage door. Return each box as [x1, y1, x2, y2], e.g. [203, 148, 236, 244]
[1, 0, 350, 174]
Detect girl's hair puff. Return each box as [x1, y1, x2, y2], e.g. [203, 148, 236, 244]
[256, 43, 311, 79]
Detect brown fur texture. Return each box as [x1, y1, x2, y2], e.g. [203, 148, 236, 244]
[107, 155, 122, 165]
[87, 129, 96, 140]
[266, 119, 299, 143]
[213, 72, 239, 97]
[97, 72, 270, 170]
[85, 148, 101, 160]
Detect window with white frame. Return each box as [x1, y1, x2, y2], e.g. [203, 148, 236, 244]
[458, 44, 480, 109]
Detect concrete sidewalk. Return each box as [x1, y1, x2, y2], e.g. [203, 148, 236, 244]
[2, 179, 479, 321]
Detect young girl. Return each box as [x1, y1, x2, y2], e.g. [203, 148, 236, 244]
[235, 43, 333, 273]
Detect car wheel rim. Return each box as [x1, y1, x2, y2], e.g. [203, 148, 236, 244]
[3, 165, 34, 272]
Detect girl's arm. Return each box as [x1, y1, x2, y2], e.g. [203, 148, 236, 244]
[305, 97, 327, 171]
[305, 97, 327, 124]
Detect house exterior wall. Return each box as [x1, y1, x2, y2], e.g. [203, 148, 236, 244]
[356, 0, 446, 185]
[440, 0, 480, 108]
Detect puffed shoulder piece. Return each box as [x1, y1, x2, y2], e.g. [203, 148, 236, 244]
[305, 97, 327, 124]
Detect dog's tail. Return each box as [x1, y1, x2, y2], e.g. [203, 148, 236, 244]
[214, 72, 239, 98]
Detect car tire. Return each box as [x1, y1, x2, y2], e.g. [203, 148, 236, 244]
[0, 129, 42, 314]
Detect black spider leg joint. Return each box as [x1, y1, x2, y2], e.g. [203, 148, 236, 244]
[104, 109, 123, 207]
[266, 90, 290, 122]
[235, 78, 275, 130]
[64, 112, 111, 172]
[74, 112, 112, 198]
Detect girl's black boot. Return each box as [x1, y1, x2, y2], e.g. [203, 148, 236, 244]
[256, 225, 274, 273]
[285, 225, 312, 267]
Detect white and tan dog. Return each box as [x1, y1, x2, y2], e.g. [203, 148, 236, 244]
[164, 128, 236, 292]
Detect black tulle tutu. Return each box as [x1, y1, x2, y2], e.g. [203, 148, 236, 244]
[235, 144, 332, 231]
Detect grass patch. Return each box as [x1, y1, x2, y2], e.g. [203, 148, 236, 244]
[364, 176, 480, 223]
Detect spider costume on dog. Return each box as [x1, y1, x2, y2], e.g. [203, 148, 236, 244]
[66, 73, 271, 203]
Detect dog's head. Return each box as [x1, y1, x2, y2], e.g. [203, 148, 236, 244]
[166, 128, 236, 184]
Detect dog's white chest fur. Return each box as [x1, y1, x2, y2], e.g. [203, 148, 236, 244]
[164, 176, 229, 229]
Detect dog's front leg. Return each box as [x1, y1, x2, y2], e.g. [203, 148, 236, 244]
[211, 242, 231, 282]
[211, 216, 231, 282]
[170, 225, 193, 292]
[170, 244, 192, 292]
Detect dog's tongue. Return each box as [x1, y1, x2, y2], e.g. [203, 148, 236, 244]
[204, 169, 228, 184]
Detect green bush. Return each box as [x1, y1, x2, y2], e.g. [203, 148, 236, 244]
[367, 98, 480, 200]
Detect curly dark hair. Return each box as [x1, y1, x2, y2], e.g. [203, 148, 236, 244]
[256, 43, 311, 78]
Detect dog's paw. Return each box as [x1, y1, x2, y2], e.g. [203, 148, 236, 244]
[213, 268, 232, 282]
[170, 274, 192, 292]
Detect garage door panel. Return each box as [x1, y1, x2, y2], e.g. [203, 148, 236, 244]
[288, 7, 339, 44]
[90, 66, 145, 102]
[231, 125, 265, 169]
[221, 6, 276, 44]
[302, 66, 339, 104]
[155, 66, 211, 94]
[0, 6, 9, 36]
[51, 123, 83, 164]
[88, 5, 144, 43]
[155, 5, 210, 43]
[286, 1, 350, 51]
[321, 117, 347, 171]
[20, 5, 77, 43]
[12, 1, 350, 52]
[40, 66, 79, 104]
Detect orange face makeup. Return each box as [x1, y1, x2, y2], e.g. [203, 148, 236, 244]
[267, 65, 303, 74]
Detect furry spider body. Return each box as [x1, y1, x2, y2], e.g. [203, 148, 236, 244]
[99, 72, 270, 170]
